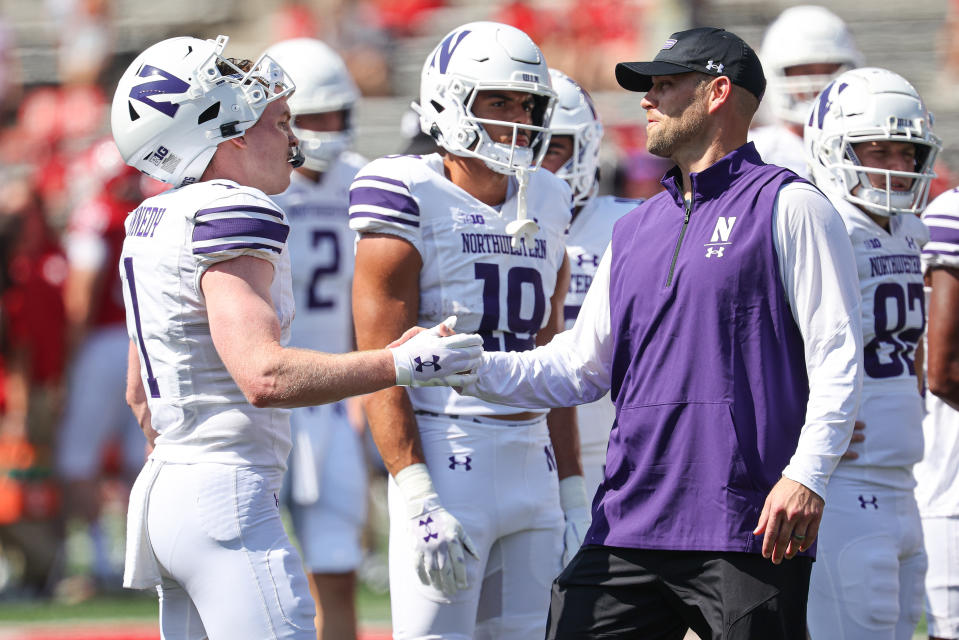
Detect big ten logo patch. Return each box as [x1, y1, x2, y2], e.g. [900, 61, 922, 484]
[453, 208, 486, 226]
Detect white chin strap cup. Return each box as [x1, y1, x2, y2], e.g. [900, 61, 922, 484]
[505, 168, 539, 249]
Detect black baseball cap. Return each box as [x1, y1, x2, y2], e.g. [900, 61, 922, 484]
[615, 27, 766, 100]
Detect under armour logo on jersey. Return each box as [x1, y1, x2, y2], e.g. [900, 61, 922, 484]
[858, 494, 879, 510]
[544, 445, 556, 472]
[449, 455, 472, 471]
[414, 355, 441, 372]
[906, 236, 917, 250]
[705, 60, 724, 73]
[575, 253, 600, 268]
[274, 492, 279, 508]
[418, 516, 439, 542]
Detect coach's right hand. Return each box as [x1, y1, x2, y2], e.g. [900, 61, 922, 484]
[395, 463, 479, 595]
[390, 316, 483, 387]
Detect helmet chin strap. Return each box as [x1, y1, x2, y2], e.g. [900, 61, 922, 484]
[504, 167, 539, 249]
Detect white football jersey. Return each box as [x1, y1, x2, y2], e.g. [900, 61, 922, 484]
[831, 197, 927, 484]
[916, 187, 959, 515]
[273, 151, 366, 355]
[349, 153, 572, 415]
[749, 124, 810, 179]
[119, 180, 295, 469]
[564, 195, 640, 449]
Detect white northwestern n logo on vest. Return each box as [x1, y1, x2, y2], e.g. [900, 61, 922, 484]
[710, 216, 737, 243]
[705, 216, 736, 258]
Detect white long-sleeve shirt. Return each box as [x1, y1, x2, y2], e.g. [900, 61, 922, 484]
[462, 181, 863, 499]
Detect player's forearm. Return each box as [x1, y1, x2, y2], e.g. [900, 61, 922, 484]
[234, 344, 397, 408]
[547, 406, 583, 480]
[363, 386, 426, 477]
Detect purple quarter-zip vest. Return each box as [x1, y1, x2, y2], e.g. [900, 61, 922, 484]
[586, 143, 809, 554]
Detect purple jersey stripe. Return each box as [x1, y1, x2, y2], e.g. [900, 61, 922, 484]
[355, 175, 410, 190]
[196, 205, 284, 219]
[923, 250, 959, 260]
[349, 186, 419, 216]
[348, 211, 420, 228]
[923, 214, 959, 223]
[122, 257, 160, 398]
[193, 241, 283, 255]
[927, 225, 959, 245]
[193, 217, 290, 244]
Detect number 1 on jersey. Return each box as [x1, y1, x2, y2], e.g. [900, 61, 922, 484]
[122, 257, 161, 398]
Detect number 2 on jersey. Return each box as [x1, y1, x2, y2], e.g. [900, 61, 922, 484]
[474, 262, 546, 352]
[864, 282, 924, 379]
[307, 230, 341, 309]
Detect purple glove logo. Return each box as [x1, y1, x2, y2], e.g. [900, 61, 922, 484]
[414, 355, 442, 372]
[418, 515, 439, 542]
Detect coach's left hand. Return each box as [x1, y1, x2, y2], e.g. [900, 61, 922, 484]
[752, 476, 824, 564]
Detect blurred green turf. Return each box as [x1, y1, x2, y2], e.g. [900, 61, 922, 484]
[0, 585, 391, 627]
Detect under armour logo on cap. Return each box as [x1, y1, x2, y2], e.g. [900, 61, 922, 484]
[705, 60, 724, 73]
[414, 355, 441, 372]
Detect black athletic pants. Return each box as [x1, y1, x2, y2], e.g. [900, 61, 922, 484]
[545, 545, 813, 639]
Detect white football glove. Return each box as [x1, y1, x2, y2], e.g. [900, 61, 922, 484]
[559, 475, 591, 567]
[391, 316, 483, 387]
[395, 463, 478, 596]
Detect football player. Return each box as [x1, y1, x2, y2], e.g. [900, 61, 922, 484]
[804, 67, 941, 639]
[916, 185, 959, 640]
[263, 37, 369, 640]
[540, 69, 641, 499]
[751, 5, 862, 177]
[349, 22, 587, 639]
[111, 34, 482, 638]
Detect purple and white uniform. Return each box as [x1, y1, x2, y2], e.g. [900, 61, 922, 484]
[808, 197, 928, 640]
[121, 180, 315, 639]
[349, 153, 571, 640]
[916, 187, 959, 640]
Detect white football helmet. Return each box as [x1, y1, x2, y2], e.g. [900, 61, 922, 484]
[805, 67, 941, 217]
[760, 6, 863, 125]
[546, 69, 603, 207]
[416, 21, 556, 176]
[263, 38, 359, 172]
[111, 35, 295, 187]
